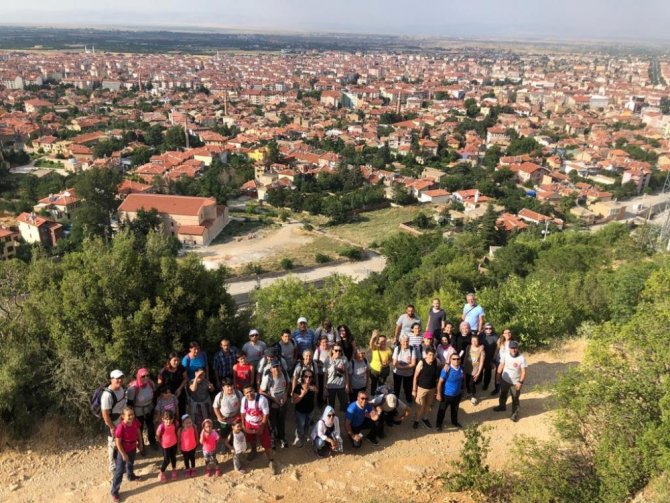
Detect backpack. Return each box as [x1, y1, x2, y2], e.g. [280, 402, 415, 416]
[91, 386, 119, 419]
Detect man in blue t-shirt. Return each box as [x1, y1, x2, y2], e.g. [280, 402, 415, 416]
[462, 293, 485, 335]
[435, 353, 464, 431]
[293, 316, 316, 355]
[345, 390, 382, 448]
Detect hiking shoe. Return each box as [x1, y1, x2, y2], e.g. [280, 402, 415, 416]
[422, 418, 432, 428]
[159, 472, 167, 483]
[470, 397, 479, 406]
[493, 405, 507, 412]
[171, 471, 178, 481]
[412, 421, 419, 430]
[511, 412, 519, 422]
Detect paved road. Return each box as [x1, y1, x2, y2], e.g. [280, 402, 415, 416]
[227, 253, 386, 304]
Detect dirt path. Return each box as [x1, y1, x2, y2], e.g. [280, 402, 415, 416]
[0, 339, 585, 503]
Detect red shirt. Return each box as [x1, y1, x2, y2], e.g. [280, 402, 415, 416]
[233, 363, 253, 390]
[115, 419, 141, 453]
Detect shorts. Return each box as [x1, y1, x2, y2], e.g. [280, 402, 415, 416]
[245, 427, 272, 451]
[416, 387, 436, 408]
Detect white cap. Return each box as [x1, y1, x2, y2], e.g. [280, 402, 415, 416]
[297, 317, 308, 324]
[381, 393, 398, 412]
[249, 328, 259, 336]
[109, 369, 124, 379]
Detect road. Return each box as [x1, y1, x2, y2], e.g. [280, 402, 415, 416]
[227, 253, 386, 306]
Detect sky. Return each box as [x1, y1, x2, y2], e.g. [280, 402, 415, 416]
[2, 0, 670, 42]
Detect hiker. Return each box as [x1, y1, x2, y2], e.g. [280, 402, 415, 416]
[110, 407, 144, 503]
[101, 369, 127, 473]
[493, 340, 528, 422]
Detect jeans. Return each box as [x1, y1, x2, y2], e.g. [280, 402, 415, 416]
[499, 380, 522, 412]
[393, 373, 414, 404]
[315, 435, 342, 456]
[110, 450, 136, 497]
[294, 411, 311, 442]
[327, 387, 348, 412]
[436, 393, 461, 427]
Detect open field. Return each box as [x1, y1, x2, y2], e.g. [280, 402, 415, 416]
[327, 205, 429, 247]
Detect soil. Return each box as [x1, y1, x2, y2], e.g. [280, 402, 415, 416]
[0, 339, 585, 503]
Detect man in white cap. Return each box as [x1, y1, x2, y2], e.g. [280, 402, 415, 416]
[242, 329, 266, 370]
[102, 370, 127, 472]
[292, 316, 315, 355]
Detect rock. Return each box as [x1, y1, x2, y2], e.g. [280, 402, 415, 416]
[9, 483, 20, 491]
[404, 464, 427, 476]
[289, 469, 300, 481]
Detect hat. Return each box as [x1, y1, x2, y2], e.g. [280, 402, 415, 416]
[249, 329, 259, 336]
[423, 331, 433, 339]
[297, 316, 308, 324]
[381, 393, 398, 412]
[110, 369, 124, 379]
[271, 360, 281, 368]
[509, 341, 519, 349]
[484, 322, 493, 328]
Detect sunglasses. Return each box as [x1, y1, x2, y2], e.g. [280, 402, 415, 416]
[451, 357, 460, 361]
[333, 349, 342, 353]
[303, 375, 313, 379]
[327, 413, 335, 417]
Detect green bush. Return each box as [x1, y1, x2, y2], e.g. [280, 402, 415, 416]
[338, 246, 364, 261]
[314, 253, 332, 264]
[280, 258, 294, 270]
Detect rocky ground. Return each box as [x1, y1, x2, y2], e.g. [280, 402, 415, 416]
[0, 339, 585, 503]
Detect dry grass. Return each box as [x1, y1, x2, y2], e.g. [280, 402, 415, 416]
[327, 205, 428, 247]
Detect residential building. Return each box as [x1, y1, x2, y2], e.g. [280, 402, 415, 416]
[0, 226, 20, 260]
[16, 213, 63, 247]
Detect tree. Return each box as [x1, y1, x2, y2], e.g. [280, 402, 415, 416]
[163, 126, 186, 151]
[392, 185, 416, 205]
[143, 124, 164, 148]
[479, 203, 503, 248]
[72, 167, 121, 240]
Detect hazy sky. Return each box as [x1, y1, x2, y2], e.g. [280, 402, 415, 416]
[2, 0, 670, 41]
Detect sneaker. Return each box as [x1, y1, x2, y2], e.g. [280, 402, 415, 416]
[127, 474, 140, 482]
[215, 468, 222, 477]
[511, 412, 519, 422]
[171, 471, 178, 481]
[238, 469, 248, 474]
[368, 437, 379, 445]
[493, 405, 507, 412]
[436, 425, 443, 432]
[490, 389, 499, 396]
[159, 472, 167, 483]
[422, 418, 432, 428]
[280, 440, 288, 449]
[470, 397, 479, 406]
[412, 421, 419, 430]
[206, 469, 212, 477]
[452, 422, 463, 428]
[292, 437, 302, 447]
[111, 494, 121, 503]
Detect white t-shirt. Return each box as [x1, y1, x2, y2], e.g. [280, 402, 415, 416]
[213, 390, 242, 418]
[100, 387, 126, 424]
[501, 354, 528, 384]
[232, 430, 247, 454]
[240, 395, 270, 428]
[260, 372, 288, 404]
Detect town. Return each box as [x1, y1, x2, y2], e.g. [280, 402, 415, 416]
[2, 44, 670, 266]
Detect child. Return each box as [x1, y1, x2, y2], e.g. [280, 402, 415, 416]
[224, 419, 247, 474]
[179, 414, 198, 477]
[154, 385, 179, 426]
[233, 352, 254, 392]
[156, 410, 179, 482]
[111, 407, 144, 503]
[200, 418, 221, 477]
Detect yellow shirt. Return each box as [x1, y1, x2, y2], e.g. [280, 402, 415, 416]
[370, 348, 392, 372]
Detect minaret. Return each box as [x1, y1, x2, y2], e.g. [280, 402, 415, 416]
[224, 92, 228, 116]
[396, 92, 402, 115]
[184, 118, 190, 149]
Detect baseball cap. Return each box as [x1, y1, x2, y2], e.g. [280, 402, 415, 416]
[109, 369, 124, 379]
[509, 341, 519, 349]
[271, 360, 281, 368]
[297, 316, 308, 324]
[381, 394, 398, 412]
[249, 328, 259, 336]
[484, 322, 493, 328]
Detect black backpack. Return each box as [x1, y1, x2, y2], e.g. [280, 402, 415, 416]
[91, 386, 120, 419]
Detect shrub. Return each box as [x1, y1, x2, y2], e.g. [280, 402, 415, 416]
[338, 246, 364, 261]
[242, 262, 264, 275]
[314, 253, 332, 264]
[280, 258, 294, 270]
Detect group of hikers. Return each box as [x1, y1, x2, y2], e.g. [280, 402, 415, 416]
[99, 294, 528, 502]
